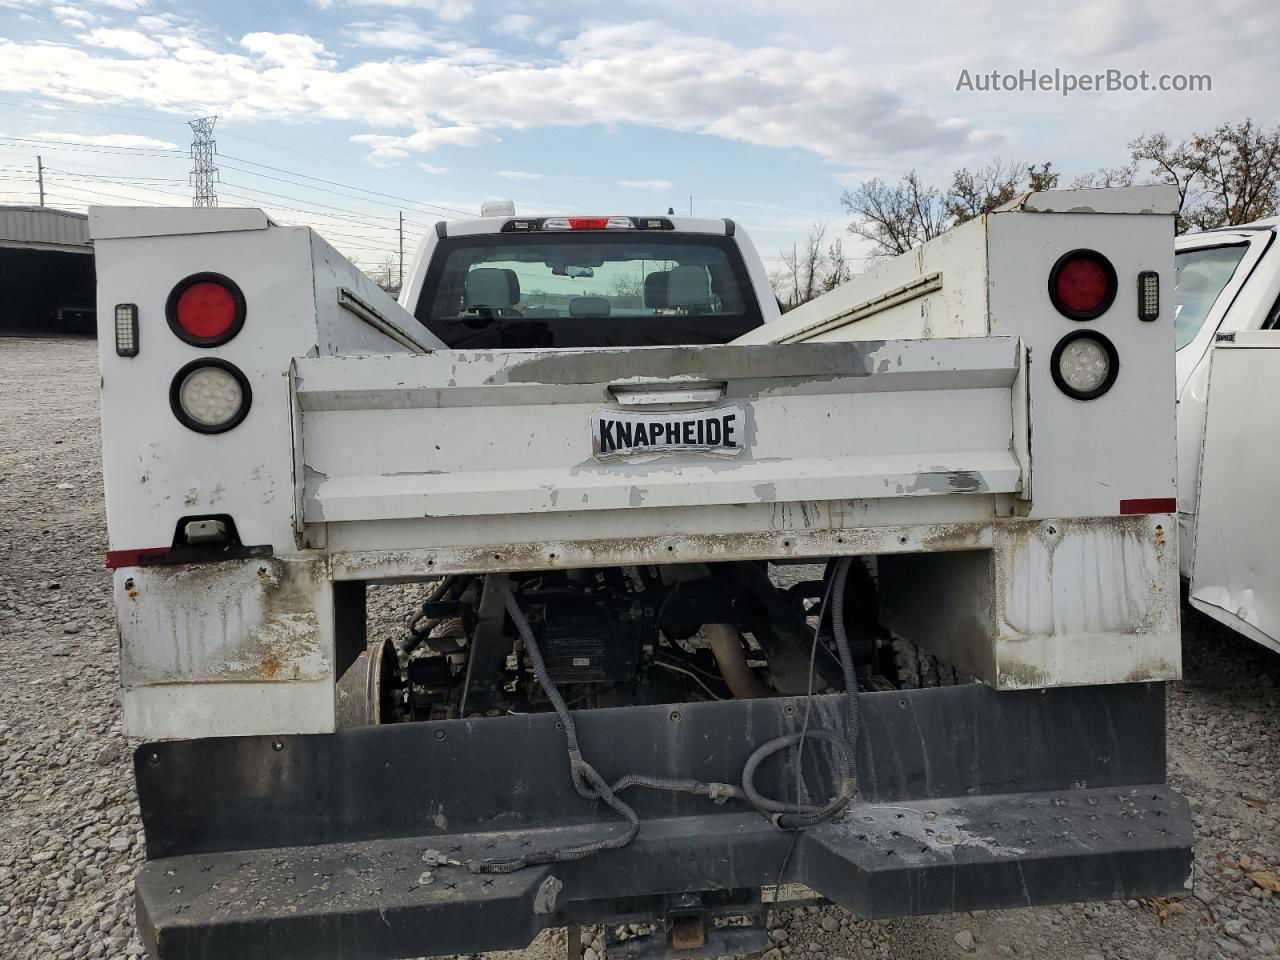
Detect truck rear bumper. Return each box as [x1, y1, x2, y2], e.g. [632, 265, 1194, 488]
[133, 684, 1192, 960]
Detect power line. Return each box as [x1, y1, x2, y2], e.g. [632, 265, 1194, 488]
[45, 184, 407, 260]
[0, 95, 189, 128]
[218, 155, 474, 219]
[220, 179, 406, 221]
[0, 135, 182, 157]
[45, 168, 187, 184]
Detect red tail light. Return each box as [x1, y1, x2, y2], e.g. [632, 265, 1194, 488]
[569, 217, 611, 230]
[1048, 250, 1117, 320]
[166, 273, 246, 346]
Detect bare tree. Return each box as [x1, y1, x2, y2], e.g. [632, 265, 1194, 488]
[945, 158, 1025, 224]
[369, 255, 401, 297]
[1184, 120, 1280, 230]
[1128, 132, 1204, 231]
[822, 236, 852, 292]
[843, 160, 1058, 258]
[771, 221, 856, 309]
[840, 172, 949, 259]
[1075, 120, 1280, 232]
[1070, 163, 1137, 190]
[1025, 162, 1060, 192]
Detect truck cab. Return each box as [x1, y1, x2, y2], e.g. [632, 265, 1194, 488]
[399, 212, 778, 349]
[1173, 219, 1280, 652]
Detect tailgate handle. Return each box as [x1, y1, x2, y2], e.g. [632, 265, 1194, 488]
[609, 382, 727, 407]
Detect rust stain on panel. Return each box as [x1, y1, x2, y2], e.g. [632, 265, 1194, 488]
[118, 558, 329, 687]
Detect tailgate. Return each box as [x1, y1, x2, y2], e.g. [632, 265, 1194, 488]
[294, 338, 1026, 523]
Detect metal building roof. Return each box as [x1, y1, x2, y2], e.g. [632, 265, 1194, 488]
[0, 205, 91, 254]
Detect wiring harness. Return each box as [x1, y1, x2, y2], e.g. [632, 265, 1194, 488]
[467, 559, 861, 874]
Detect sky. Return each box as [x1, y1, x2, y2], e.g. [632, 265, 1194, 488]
[0, 0, 1276, 274]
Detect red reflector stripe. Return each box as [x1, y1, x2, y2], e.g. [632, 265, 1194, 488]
[568, 217, 609, 230]
[105, 548, 168, 569]
[1119, 498, 1177, 515]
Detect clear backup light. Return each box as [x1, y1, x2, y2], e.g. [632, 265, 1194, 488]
[1138, 271, 1160, 321]
[114, 303, 138, 357]
[1051, 331, 1119, 401]
[169, 359, 252, 433]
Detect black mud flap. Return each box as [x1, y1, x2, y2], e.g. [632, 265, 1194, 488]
[133, 684, 1192, 960]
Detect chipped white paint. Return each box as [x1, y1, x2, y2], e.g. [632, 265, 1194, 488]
[296, 338, 1026, 523]
[993, 184, 1180, 216]
[115, 557, 336, 738]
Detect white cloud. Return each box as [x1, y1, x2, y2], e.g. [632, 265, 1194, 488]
[494, 14, 534, 37]
[418, 162, 448, 174]
[350, 126, 499, 159]
[0, 24, 980, 165]
[81, 28, 165, 57]
[618, 179, 673, 192]
[311, 0, 472, 24]
[240, 32, 332, 67]
[0, 0, 1274, 182]
[28, 130, 178, 149]
[1, 0, 149, 10]
[50, 5, 101, 28]
[494, 14, 559, 46]
[348, 18, 443, 51]
[496, 169, 541, 181]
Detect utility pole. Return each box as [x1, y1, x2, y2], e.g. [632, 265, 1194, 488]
[398, 211, 404, 290]
[188, 116, 219, 208]
[792, 242, 798, 307]
[689, 195, 693, 216]
[36, 155, 44, 207]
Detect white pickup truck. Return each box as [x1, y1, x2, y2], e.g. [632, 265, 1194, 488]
[92, 188, 1191, 960]
[1172, 219, 1280, 653]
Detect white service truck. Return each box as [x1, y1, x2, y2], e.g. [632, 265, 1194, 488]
[1170, 218, 1280, 653]
[92, 187, 1191, 960]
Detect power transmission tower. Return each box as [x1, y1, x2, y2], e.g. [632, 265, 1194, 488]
[188, 116, 219, 208]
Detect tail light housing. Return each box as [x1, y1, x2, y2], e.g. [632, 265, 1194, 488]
[170, 358, 252, 433]
[1048, 249, 1117, 320]
[166, 272, 246, 346]
[1050, 330, 1119, 401]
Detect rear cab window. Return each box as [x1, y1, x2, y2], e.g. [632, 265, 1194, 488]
[415, 228, 763, 348]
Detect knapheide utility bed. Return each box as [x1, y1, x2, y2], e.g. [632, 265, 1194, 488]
[92, 188, 1191, 960]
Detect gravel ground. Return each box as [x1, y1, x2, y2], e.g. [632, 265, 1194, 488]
[2, 335, 1279, 960]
